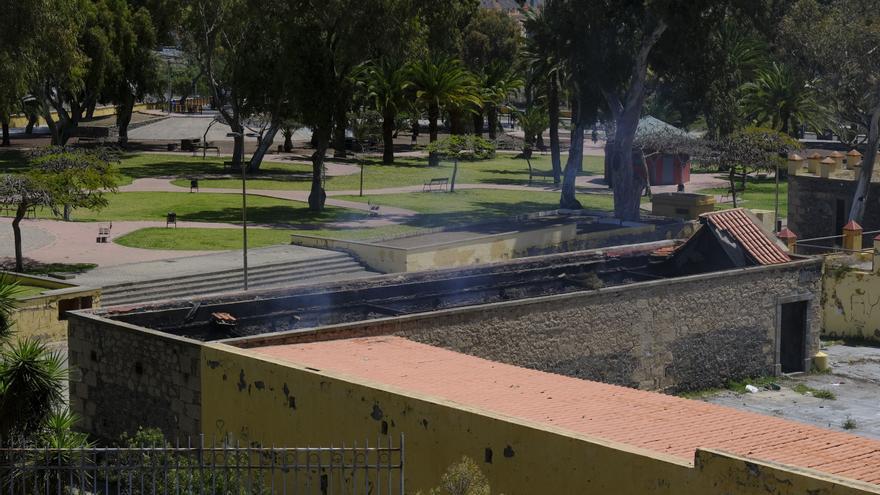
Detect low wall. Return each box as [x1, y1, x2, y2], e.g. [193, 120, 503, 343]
[67, 312, 202, 441]
[5, 272, 101, 341]
[7, 104, 150, 128]
[291, 222, 660, 273]
[201, 344, 878, 494]
[822, 255, 880, 341]
[230, 259, 823, 393]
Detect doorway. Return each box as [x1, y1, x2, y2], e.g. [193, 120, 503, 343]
[780, 301, 808, 373]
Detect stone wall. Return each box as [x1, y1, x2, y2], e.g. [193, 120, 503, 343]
[67, 313, 202, 441]
[232, 259, 823, 393]
[788, 175, 880, 240]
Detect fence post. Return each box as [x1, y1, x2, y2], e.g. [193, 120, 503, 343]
[777, 228, 797, 253]
[843, 220, 863, 251]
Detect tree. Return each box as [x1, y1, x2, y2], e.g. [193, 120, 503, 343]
[740, 62, 826, 136]
[103, 0, 161, 145]
[417, 0, 480, 57]
[480, 63, 523, 141]
[406, 57, 481, 142]
[357, 58, 410, 164]
[0, 147, 119, 272]
[711, 127, 800, 208]
[517, 105, 549, 157]
[0, 0, 46, 146]
[781, 0, 880, 222]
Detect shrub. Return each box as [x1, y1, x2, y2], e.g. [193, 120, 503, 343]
[426, 135, 496, 161]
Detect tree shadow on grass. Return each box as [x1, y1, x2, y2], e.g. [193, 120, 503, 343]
[179, 205, 368, 226]
[0, 149, 29, 173]
[399, 200, 565, 229]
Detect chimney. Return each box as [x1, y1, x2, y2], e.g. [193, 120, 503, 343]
[807, 152, 822, 174]
[847, 149, 863, 172]
[820, 157, 835, 178]
[829, 151, 845, 171]
[777, 228, 797, 253]
[843, 220, 863, 252]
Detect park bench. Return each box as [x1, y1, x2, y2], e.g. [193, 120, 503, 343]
[423, 177, 449, 192]
[367, 200, 380, 217]
[189, 179, 199, 193]
[96, 223, 112, 243]
[529, 169, 555, 185]
[720, 185, 746, 203]
[166, 212, 177, 228]
[180, 138, 201, 152]
[192, 141, 221, 157]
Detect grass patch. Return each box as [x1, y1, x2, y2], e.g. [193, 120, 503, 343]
[697, 178, 789, 216]
[168, 154, 605, 192]
[10, 284, 48, 299]
[116, 153, 315, 186]
[842, 417, 857, 430]
[14, 192, 367, 226]
[792, 384, 836, 400]
[0, 260, 97, 276]
[336, 188, 613, 229]
[726, 376, 778, 393]
[115, 225, 424, 250]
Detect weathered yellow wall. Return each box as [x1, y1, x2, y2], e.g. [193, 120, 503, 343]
[5, 272, 101, 342]
[290, 235, 409, 273]
[8, 104, 150, 128]
[822, 257, 880, 341]
[201, 344, 879, 494]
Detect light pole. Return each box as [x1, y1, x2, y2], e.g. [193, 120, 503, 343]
[227, 132, 248, 290]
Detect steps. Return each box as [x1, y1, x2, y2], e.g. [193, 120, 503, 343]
[99, 252, 377, 307]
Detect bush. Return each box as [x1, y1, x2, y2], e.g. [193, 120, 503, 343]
[426, 135, 496, 161]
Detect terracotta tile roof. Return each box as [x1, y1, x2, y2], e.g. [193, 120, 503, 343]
[255, 337, 880, 487]
[700, 209, 791, 265]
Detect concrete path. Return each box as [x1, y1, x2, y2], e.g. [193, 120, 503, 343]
[72, 244, 347, 288]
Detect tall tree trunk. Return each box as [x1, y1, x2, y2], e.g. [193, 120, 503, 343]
[283, 130, 293, 152]
[1, 117, 9, 147]
[472, 111, 483, 137]
[333, 97, 348, 158]
[428, 103, 439, 142]
[248, 123, 280, 173]
[487, 107, 498, 140]
[116, 94, 135, 146]
[25, 113, 37, 134]
[728, 167, 739, 208]
[382, 108, 395, 164]
[44, 111, 61, 146]
[85, 98, 97, 120]
[449, 108, 463, 135]
[548, 81, 561, 185]
[309, 126, 330, 211]
[560, 120, 584, 210]
[849, 107, 880, 222]
[611, 111, 643, 221]
[12, 204, 26, 273]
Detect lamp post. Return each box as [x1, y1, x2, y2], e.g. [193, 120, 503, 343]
[227, 132, 248, 290]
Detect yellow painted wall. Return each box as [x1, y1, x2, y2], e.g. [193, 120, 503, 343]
[8, 104, 150, 128]
[822, 256, 880, 341]
[201, 344, 879, 494]
[5, 272, 101, 342]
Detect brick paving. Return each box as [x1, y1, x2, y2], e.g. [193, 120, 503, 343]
[256, 336, 880, 486]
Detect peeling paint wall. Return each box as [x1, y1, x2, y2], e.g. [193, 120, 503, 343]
[200, 344, 879, 495]
[822, 258, 880, 341]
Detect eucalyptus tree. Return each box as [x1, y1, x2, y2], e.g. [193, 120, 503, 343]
[0, 0, 47, 146]
[781, 0, 880, 222]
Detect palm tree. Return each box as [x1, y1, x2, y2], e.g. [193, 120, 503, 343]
[523, 8, 568, 184]
[405, 57, 481, 142]
[741, 63, 827, 137]
[481, 62, 524, 140]
[357, 58, 410, 164]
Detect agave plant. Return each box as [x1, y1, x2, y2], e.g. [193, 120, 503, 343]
[0, 277, 21, 341]
[0, 337, 67, 440]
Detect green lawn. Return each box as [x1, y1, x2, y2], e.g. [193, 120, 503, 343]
[115, 225, 423, 250]
[11, 284, 48, 299]
[115, 153, 314, 186]
[698, 179, 789, 217]
[337, 188, 614, 229]
[19, 192, 367, 226]
[168, 154, 605, 192]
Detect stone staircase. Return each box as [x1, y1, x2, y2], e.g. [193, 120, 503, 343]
[99, 252, 377, 307]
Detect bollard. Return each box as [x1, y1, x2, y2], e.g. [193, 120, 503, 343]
[843, 220, 863, 251]
[830, 151, 845, 171]
[847, 149, 862, 169]
[777, 228, 797, 253]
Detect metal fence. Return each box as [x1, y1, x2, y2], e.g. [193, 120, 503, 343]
[794, 229, 880, 255]
[0, 435, 404, 495]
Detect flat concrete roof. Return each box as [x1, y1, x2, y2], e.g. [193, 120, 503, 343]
[254, 336, 880, 487]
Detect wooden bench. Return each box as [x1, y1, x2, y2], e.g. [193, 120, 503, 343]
[193, 142, 221, 157]
[720, 185, 746, 203]
[367, 200, 380, 217]
[529, 170, 555, 185]
[423, 177, 449, 192]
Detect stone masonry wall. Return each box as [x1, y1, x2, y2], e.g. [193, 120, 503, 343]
[788, 175, 880, 240]
[67, 313, 201, 441]
[234, 259, 823, 393]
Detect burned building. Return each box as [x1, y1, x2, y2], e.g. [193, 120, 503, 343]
[66, 209, 821, 442]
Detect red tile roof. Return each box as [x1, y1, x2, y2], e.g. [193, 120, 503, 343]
[700, 209, 791, 265]
[255, 336, 880, 487]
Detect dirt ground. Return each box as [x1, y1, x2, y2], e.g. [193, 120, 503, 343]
[702, 343, 880, 440]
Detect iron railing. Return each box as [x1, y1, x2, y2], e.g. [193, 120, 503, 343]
[794, 229, 880, 255]
[0, 435, 404, 495]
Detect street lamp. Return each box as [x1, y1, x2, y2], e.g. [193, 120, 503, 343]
[227, 131, 248, 290]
